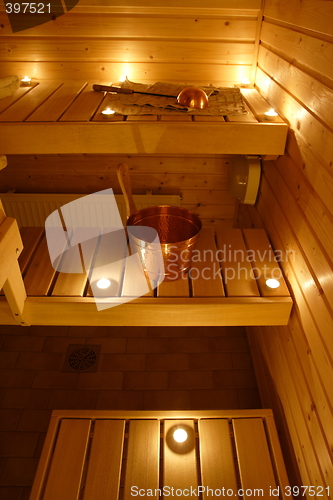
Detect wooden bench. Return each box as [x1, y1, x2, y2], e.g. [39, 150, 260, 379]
[29, 409, 290, 500]
[0, 210, 292, 326]
[0, 82, 287, 157]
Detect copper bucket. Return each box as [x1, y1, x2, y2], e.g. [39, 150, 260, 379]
[117, 163, 202, 281]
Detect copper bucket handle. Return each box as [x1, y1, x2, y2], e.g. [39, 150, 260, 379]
[117, 163, 137, 218]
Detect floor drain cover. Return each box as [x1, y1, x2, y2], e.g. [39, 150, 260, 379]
[69, 348, 97, 370]
[63, 345, 101, 373]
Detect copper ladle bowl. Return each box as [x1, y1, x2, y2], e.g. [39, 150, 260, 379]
[176, 87, 209, 109]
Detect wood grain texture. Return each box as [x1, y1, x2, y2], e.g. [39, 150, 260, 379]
[83, 419, 125, 500]
[0, 61, 251, 85]
[42, 418, 91, 500]
[243, 1, 333, 491]
[0, 121, 288, 155]
[233, 418, 277, 498]
[0, 296, 293, 326]
[23, 234, 58, 296]
[124, 420, 160, 500]
[263, 0, 333, 37]
[163, 419, 198, 498]
[199, 419, 238, 497]
[0, 83, 63, 122]
[216, 228, 260, 297]
[191, 228, 225, 297]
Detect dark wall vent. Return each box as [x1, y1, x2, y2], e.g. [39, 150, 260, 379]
[62, 345, 101, 373]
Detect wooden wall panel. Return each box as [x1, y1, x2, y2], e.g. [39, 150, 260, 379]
[0, 1, 261, 85]
[241, 0, 333, 494]
[0, 154, 236, 228]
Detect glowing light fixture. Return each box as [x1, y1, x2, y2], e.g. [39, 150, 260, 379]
[96, 278, 111, 289]
[266, 278, 280, 289]
[173, 428, 188, 443]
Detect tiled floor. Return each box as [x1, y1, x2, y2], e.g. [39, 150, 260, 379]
[0, 324, 261, 500]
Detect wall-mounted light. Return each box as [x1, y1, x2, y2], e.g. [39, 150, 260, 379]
[173, 428, 188, 443]
[264, 108, 278, 121]
[96, 278, 111, 289]
[266, 278, 280, 289]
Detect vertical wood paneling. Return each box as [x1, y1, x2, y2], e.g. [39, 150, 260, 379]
[0, 154, 236, 229]
[242, 0, 333, 493]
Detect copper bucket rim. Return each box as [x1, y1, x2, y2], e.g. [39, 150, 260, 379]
[126, 204, 202, 245]
[117, 163, 202, 241]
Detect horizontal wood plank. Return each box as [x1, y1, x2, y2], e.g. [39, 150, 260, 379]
[27, 82, 88, 122]
[0, 61, 251, 85]
[0, 296, 293, 326]
[3, 39, 255, 64]
[0, 121, 288, 155]
[0, 82, 63, 122]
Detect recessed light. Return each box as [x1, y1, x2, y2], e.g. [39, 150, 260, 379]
[266, 278, 280, 289]
[96, 278, 111, 289]
[173, 428, 188, 443]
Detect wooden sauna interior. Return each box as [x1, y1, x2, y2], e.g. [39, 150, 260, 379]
[0, 0, 333, 498]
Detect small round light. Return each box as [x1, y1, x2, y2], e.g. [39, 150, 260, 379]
[264, 108, 278, 120]
[173, 428, 188, 443]
[101, 107, 115, 116]
[96, 278, 111, 289]
[266, 278, 280, 289]
[21, 76, 32, 86]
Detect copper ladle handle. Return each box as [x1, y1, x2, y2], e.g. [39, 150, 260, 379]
[117, 163, 137, 218]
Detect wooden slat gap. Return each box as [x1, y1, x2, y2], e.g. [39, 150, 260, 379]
[22, 83, 64, 122]
[55, 82, 90, 122]
[0, 83, 40, 117]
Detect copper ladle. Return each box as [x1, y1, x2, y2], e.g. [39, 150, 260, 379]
[93, 84, 209, 110]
